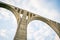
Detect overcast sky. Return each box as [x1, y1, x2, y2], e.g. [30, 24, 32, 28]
[0, 0, 60, 40]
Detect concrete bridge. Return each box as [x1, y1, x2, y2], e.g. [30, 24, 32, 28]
[0, 2, 60, 40]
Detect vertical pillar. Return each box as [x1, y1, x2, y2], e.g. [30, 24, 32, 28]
[27, 13, 33, 24]
[14, 10, 27, 40]
[27, 13, 31, 24]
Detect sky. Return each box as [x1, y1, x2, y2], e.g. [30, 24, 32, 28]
[0, 0, 60, 40]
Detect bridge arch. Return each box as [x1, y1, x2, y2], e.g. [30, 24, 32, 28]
[28, 16, 60, 37]
[27, 20, 59, 40]
[0, 2, 20, 24]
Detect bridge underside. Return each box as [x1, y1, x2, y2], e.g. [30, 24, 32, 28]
[0, 2, 60, 40]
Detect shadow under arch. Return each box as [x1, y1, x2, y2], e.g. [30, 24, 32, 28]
[28, 16, 60, 38]
[0, 2, 20, 24]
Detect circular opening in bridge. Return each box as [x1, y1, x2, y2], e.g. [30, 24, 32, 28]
[27, 20, 59, 40]
[0, 8, 17, 40]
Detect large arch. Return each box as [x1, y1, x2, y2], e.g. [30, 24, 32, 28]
[27, 20, 59, 40]
[0, 2, 20, 24]
[28, 16, 60, 38]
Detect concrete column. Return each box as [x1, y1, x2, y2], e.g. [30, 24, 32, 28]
[14, 10, 27, 40]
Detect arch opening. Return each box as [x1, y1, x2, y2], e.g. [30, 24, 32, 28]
[0, 7, 18, 40]
[27, 20, 60, 40]
[28, 16, 60, 37]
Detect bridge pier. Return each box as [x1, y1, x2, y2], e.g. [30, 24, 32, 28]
[14, 10, 27, 40]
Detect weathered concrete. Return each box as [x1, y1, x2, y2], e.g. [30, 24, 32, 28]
[0, 2, 60, 40]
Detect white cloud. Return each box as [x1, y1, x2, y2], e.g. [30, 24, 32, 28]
[0, 29, 7, 37]
[0, 8, 17, 24]
[0, 16, 2, 19]
[54, 34, 60, 40]
[0, 8, 10, 20]
[0, 28, 17, 39]
[27, 20, 60, 40]
[29, 0, 60, 23]
[30, 0, 40, 9]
